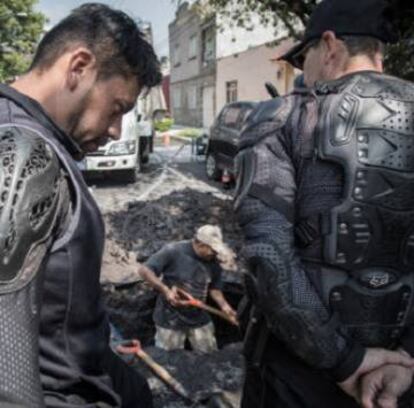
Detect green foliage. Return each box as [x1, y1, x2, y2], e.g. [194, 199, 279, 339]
[201, 0, 317, 37]
[154, 117, 175, 132]
[0, 0, 46, 82]
[384, 3, 414, 82]
[201, 0, 414, 80]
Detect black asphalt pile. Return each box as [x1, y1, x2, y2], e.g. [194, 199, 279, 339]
[126, 343, 244, 408]
[107, 188, 245, 268]
[104, 282, 156, 345]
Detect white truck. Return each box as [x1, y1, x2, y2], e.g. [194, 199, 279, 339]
[82, 106, 144, 183]
[81, 86, 166, 183]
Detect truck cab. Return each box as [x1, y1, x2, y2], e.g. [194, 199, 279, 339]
[80, 86, 165, 183]
[83, 106, 142, 183]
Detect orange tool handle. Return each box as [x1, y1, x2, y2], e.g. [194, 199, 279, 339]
[175, 287, 238, 326]
[116, 339, 192, 401]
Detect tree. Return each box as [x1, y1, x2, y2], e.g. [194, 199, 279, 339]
[0, 0, 46, 82]
[201, 0, 414, 80]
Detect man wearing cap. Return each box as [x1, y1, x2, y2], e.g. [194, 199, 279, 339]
[235, 0, 414, 407]
[137, 225, 237, 352]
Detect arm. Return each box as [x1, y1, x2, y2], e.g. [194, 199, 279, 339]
[358, 348, 414, 408]
[209, 288, 236, 318]
[137, 263, 175, 302]
[235, 102, 414, 387]
[137, 248, 182, 306]
[0, 127, 68, 406]
[235, 103, 364, 380]
[360, 364, 413, 408]
[208, 262, 236, 320]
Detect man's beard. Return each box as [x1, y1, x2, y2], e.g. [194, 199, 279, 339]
[66, 89, 92, 148]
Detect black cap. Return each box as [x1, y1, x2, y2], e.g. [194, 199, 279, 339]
[280, 0, 398, 69]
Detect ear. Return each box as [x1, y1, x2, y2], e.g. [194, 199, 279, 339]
[320, 31, 340, 63]
[65, 48, 97, 92]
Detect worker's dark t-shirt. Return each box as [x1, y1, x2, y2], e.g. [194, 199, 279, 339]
[144, 240, 223, 329]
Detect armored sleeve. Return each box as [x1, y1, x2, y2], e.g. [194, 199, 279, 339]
[0, 126, 69, 406]
[235, 98, 365, 381]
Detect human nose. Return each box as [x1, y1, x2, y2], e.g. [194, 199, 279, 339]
[108, 116, 123, 141]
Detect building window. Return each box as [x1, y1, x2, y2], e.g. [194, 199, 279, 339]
[188, 35, 197, 60]
[226, 81, 238, 103]
[172, 88, 181, 109]
[187, 86, 197, 109]
[172, 43, 181, 67]
[202, 25, 215, 64]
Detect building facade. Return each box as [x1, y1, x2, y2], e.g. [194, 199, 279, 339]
[169, 1, 296, 128]
[169, 2, 216, 128]
[216, 39, 296, 114]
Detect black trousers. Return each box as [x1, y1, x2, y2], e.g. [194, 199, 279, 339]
[241, 333, 414, 408]
[103, 350, 153, 408]
[241, 362, 360, 408]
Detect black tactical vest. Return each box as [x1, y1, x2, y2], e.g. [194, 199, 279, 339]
[0, 85, 120, 407]
[298, 72, 414, 347]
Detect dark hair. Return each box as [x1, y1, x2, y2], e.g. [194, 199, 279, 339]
[30, 3, 162, 90]
[340, 35, 385, 61]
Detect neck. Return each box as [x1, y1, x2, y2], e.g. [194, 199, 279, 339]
[333, 54, 383, 81]
[11, 71, 71, 132]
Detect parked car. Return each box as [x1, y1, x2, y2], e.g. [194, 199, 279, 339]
[205, 101, 257, 181]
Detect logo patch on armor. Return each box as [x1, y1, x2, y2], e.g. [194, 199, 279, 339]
[368, 274, 390, 288]
[359, 270, 395, 289]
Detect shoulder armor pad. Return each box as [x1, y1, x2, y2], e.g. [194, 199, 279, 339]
[351, 73, 414, 101]
[0, 126, 62, 288]
[239, 96, 294, 151]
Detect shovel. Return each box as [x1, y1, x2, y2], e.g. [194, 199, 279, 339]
[117, 339, 194, 403]
[175, 288, 239, 327]
[116, 339, 234, 407]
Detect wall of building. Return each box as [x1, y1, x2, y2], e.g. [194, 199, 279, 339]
[169, 3, 217, 127]
[216, 40, 296, 114]
[170, 73, 216, 127]
[169, 3, 201, 84]
[168, 1, 297, 128]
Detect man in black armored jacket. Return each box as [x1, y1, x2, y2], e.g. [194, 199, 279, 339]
[235, 0, 414, 407]
[0, 4, 161, 408]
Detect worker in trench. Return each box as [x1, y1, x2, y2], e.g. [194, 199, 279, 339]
[138, 224, 238, 352]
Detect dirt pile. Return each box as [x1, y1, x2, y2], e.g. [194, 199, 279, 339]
[107, 188, 245, 268]
[100, 239, 140, 284]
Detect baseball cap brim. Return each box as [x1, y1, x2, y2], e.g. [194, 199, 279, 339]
[279, 0, 398, 70]
[278, 39, 312, 70]
[201, 236, 228, 257]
